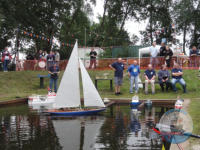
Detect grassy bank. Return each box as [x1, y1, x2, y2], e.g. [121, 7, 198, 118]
[0, 70, 200, 136]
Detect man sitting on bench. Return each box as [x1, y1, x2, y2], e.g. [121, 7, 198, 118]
[144, 64, 156, 95]
[171, 63, 187, 93]
[158, 64, 171, 92]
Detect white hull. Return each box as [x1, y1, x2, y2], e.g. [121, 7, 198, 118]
[28, 94, 56, 109]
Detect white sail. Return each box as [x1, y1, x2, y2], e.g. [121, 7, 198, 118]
[54, 42, 80, 108]
[79, 59, 105, 107]
[53, 119, 81, 150]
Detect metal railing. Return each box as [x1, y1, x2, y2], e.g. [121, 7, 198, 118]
[2, 56, 200, 71]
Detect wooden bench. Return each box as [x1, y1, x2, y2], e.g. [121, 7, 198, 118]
[37, 74, 50, 88]
[95, 78, 113, 91]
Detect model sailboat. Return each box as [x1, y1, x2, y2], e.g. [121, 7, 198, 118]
[46, 41, 106, 115]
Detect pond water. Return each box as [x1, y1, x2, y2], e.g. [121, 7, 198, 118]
[0, 104, 170, 150]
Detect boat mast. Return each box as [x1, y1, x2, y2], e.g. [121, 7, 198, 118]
[76, 39, 82, 110]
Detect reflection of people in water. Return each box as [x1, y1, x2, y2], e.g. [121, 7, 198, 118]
[130, 111, 141, 137]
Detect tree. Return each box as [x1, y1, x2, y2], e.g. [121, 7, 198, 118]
[171, 0, 195, 53]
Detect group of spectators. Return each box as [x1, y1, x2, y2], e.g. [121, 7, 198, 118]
[150, 41, 173, 68]
[26, 50, 60, 70]
[149, 42, 200, 68]
[30, 50, 61, 93]
[110, 58, 187, 95]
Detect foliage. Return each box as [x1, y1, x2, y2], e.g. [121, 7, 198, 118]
[0, 0, 200, 56]
[99, 48, 112, 58]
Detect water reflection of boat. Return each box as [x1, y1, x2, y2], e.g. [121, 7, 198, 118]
[144, 100, 153, 109]
[52, 116, 105, 150]
[130, 110, 141, 135]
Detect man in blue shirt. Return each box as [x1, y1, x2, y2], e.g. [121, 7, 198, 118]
[128, 60, 140, 94]
[171, 63, 187, 93]
[48, 63, 60, 93]
[109, 58, 124, 95]
[144, 64, 156, 94]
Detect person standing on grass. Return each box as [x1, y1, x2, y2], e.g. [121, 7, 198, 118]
[189, 46, 199, 67]
[164, 45, 173, 68]
[1, 47, 12, 72]
[144, 64, 156, 95]
[109, 58, 124, 95]
[158, 64, 171, 92]
[36, 50, 43, 60]
[171, 63, 187, 93]
[89, 48, 97, 69]
[47, 51, 55, 69]
[150, 41, 159, 68]
[128, 60, 140, 94]
[48, 63, 60, 93]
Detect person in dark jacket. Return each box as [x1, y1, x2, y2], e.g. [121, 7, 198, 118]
[159, 42, 166, 56]
[158, 64, 171, 92]
[47, 51, 55, 69]
[89, 48, 97, 69]
[164, 45, 173, 67]
[48, 63, 60, 93]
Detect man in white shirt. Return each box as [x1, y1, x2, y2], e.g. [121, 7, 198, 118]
[149, 42, 159, 68]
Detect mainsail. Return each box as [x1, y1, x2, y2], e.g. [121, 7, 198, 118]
[79, 59, 105, 108]
[54, 41, 80, 108]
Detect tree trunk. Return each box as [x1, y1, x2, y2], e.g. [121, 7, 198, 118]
[150, 1, 153, 44]
[183, 22, 187, 54]
[118, 3, 130, 35]
[93, 0, 108, 47]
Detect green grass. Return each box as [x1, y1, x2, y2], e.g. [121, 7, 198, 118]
[0, 69, 200, 138]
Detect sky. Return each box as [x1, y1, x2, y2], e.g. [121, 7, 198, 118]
[91, 0, 148, 44]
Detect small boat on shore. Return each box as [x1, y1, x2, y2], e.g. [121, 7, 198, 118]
[46, 41, 106, 116]
[175, 99, 184, 109]
[28, 92, 56, 109]
[130, 95, 141, 109]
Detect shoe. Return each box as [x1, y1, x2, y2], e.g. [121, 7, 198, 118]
[152, 92, 155, 95]
[115, 93, 119, 95]
[130, 91, 133, 94]
[145, 92, 148, 95]
[135, 91, 138, 94]
[118, 92, 122, 95]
